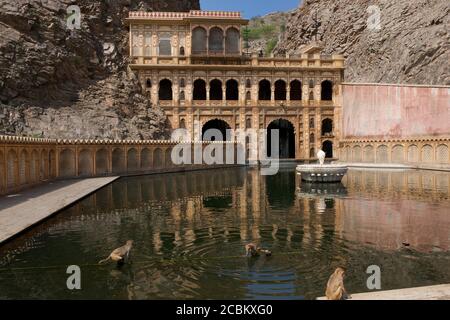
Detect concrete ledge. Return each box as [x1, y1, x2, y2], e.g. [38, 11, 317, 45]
[0, 177, 119, 245]
[317, 284, 450, 300]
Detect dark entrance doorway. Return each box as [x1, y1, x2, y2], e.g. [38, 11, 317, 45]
[202, 119, 231, 141]
[267, 119, 295, 159]
[322, 140, 333, 158]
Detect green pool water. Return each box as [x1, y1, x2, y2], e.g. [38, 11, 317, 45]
[0, 167, 449, 299]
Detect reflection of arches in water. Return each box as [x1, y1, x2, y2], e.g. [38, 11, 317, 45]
[267, 119, 295, 158]
[203, 195, 232, 210]
[202, 119, 231, 141]
[266, 170, 295, 208]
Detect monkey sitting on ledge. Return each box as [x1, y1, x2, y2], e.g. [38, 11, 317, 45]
[245, 243, 272, 257]
[98, 240, 133, 265]
[325, 267, 351, 300]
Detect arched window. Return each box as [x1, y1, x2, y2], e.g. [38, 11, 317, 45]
[179, 91, 185, 101]
[158, 33, 172, 56]
[310, 133, 315, 143]
[226, 79, 239, 100]
[209, 27, 224, 53]
[158, 79, 172, 100]
[210, 79, 223, 100]
[226, 27, 240, 54]
[179, 46, 185, 56]
[193, 79, 207, 100]
[309, 79, 315, 88]
[274, 80, 287, 100]
[180, 118, 186, 129]
[246, 91, 251, 100]
[192, 27, 207, 54]
[321, 80, 333, 100]
[246, 79, 252, 88]
[309, 117, 315, 129]
[258, 80, 271, 100]
[309, 91, 314, 101]
[290, 80, 302, 100]
[146, 79, 152, 88]
[179, 78, 185, 88]
[246, 118, 252, 129]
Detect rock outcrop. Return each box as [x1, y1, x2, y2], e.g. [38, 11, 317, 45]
[274, 0, 449, 85]
[0, 0, 200, 139]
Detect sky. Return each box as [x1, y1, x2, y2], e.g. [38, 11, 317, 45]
[201, 0, 302, 19]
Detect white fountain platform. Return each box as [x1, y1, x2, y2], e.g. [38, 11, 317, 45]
[296, 164, 348, 183]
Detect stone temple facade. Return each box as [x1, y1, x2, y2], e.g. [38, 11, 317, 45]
[126, 10, 345, 160]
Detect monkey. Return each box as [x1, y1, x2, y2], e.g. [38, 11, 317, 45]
[325, 267, 351, 300]
[245, 243, 272, 257]
[98, 240, 133, 265]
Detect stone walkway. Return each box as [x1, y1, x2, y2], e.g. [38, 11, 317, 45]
[317, 284, 450, 300]
[341, 162, 450, 172]
[0, 177, 119, 244]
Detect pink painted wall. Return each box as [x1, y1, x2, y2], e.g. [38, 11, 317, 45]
[342, 84, 450, 139]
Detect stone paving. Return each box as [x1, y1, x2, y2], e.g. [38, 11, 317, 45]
[317, 284, 450, 300]
[0, 177, 119, 244]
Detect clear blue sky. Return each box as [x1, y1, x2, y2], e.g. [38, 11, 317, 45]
[201, 0, 302, 18]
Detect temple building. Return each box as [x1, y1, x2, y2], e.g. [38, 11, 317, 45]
[126, 10, 345, 160]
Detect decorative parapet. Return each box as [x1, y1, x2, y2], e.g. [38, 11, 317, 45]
[128, 10, 242, 20]
[0, 135, 239, 146]
[0, 135, 56, 144]
[339, 136, 450, 145]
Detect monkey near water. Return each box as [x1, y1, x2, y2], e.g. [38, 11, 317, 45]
[98, 240, 133, 265]
[245, 243, 272, 257]
[326, 267, 350, 300]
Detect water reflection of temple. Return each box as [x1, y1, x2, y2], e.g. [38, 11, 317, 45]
[65, 168, 450, 253]
[335, 170, 450, 251]
[1, 168, 449, 299]
[7, 167, 446, 258]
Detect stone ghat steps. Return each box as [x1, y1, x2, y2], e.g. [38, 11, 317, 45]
[317, 284, 450, 300]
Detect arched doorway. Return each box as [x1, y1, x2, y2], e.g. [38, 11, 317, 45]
[267, 119, 295, 159]
[259, 80, 271, 100]
[225, 27, 240, 54]
[322, 140, 333, 159]
[274, 80, 286, 100]
[159, 79, 172, 100]
[226, 79, 239, 100]
[193, 79, 207, 100]
[202, 119, 231, 141]
[209, 27, 224, 54]
[192, 27, 207, 54]
[321, 80, 333, 101]
[290, 80, 302, 100]
[210, 79, 223, 100]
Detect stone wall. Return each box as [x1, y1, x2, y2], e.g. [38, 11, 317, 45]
[0, 136, 241, 195]
[342, 83, 450, 139]
[338, 83, 450, 168]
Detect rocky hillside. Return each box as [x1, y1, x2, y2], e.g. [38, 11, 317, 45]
[274, 0, 449, 85]
[0, 0, 200, 139]
[245, 12, 290, 56]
